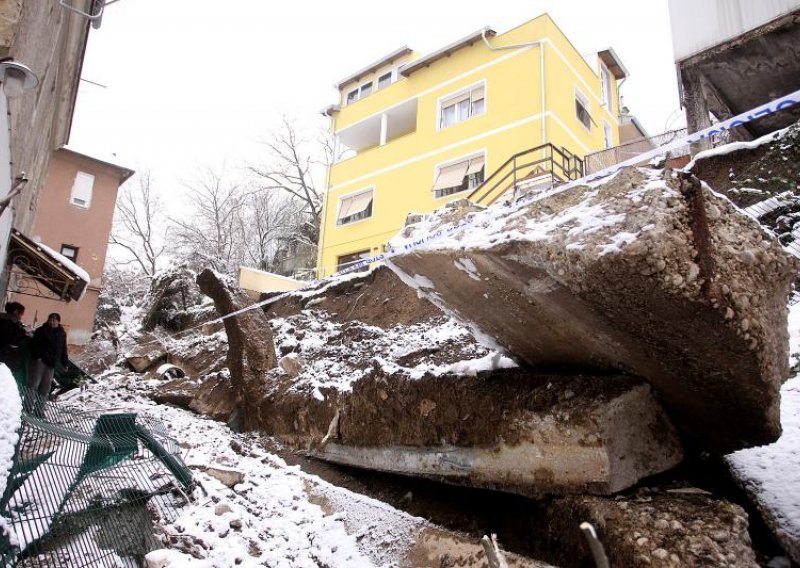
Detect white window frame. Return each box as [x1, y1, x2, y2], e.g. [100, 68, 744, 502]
[336, 249, 372, 272]
[600, 63, 613, 108]
[335, 187, 375, 227]
[377, 71, 393, 90]
[70, 171, 94, 209]
[345, 81, 375, 106]
[432, 149, 487, 200]
[436, 80, 487, 131]
[574, 86, 592, 132]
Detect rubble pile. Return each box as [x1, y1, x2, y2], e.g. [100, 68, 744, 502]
[90, 124, 800, 565]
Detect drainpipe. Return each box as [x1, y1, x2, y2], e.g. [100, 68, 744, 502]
[481, 30, 547, 144]
[317, 121, 337, 278]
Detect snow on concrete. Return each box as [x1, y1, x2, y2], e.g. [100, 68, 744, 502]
[389, 168, 676, 256]
[269, 310, 514, 393]
[685, 125, 792, 171]
[727, 299, 800, 561]
[0, 364, 21, 547]
[64, 373, 431, 567]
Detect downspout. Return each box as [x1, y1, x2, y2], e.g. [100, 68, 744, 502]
[317, 117, 336, 278]
[480, 30, 546, 144]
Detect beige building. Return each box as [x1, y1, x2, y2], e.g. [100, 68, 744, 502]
[14, 148, 133, 345]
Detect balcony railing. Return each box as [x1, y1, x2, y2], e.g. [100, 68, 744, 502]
[467, 144, 584, 207]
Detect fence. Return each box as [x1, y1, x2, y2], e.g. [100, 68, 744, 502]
[1, 348, 193, 567]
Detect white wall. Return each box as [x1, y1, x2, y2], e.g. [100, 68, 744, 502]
[669, 0, 800, 62]
[0, 92, 14, 273]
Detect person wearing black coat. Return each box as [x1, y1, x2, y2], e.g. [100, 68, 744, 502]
[27, 313, 69, 402]
[0, 301, 28, 370]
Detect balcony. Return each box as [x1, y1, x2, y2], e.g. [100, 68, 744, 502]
[337, 98, 417, 155]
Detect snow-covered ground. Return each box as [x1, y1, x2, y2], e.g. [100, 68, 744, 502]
[727, 299, 800, 563]
[269, 310, 515, 397]
[62, 373, 432, 567]
[0, 365, 22, 548]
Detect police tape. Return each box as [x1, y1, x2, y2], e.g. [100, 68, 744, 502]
[193, 87, 800, 331]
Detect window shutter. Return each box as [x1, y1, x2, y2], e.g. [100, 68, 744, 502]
[70, 172, 94, 208]
[433, 160, 470, 191]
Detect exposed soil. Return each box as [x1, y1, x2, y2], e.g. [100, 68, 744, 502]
[264, 266, 441, 328]
[691, 123, 800, 207]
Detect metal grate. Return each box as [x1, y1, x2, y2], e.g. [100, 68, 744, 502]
[2, 359, 192, 567]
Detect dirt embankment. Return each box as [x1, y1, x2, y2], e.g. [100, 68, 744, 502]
[264, 266, 441, 327]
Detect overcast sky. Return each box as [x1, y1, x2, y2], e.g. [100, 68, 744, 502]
[69, 0, 681, 206]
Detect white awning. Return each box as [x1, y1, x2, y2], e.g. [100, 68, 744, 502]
[466, 155, 485, 175]
[433, 160, 469, 191]
[337, 190, 373, 222]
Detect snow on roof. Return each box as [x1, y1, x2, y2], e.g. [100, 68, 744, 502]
[34, 240, 91, 300]
[0, 364, 22, 547]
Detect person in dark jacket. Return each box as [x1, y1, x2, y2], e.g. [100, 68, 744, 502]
[0, 301, 28, 370]
[27, 313, 69, 404]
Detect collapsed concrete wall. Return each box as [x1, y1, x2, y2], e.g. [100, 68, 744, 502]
[390, 168, 796, 453]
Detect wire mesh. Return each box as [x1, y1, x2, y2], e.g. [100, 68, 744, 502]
[2, 367, 192, 567]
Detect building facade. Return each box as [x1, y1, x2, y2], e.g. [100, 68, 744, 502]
[14, 148, 133, 345]
[0, 0, 98, 296]
[318, 14, 627, 275]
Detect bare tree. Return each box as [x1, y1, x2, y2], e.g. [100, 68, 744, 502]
[110, 171, 169, 277]
[171, 167, 245, 274]
[238, 191, 301, 271]
[249, 116, 336, 247]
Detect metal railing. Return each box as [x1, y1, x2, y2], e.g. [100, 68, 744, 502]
[584, 127, 738, 174]
[468, 144, 584, 207]
[584, 128, 689, 174]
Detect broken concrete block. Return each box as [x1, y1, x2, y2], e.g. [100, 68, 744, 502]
[316, 373, 683, 497]
[390, 168, 796, 452]
[540, 490, 758, 567]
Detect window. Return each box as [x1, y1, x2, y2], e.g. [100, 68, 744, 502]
[345, 81, 374, 105]
[70, 171, 94, 208]
[603, 122, 612, 149]
[600, 65, 613, 109]
[337, 250, 371, 272]
[60, 245, 78, 262]
[377, 72, 392, 90]
[336, 189, 374, 226]
[439, 84, 485, 129]
[575, 88, 592, 131]
[433, 155, 485, 199]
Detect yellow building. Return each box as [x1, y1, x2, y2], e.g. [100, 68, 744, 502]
[318, 14, 628, 275]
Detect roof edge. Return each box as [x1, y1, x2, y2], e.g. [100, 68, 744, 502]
[58, 146, 135, 183]
[400, 27, 496, 77]
[334, 46, 413, 89]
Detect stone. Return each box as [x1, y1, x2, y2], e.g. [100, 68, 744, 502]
[204, 465, 245, 488]
[541, 491, 758, 567]
[278, 353, 304, 378]
[125, 346, 167, 373]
